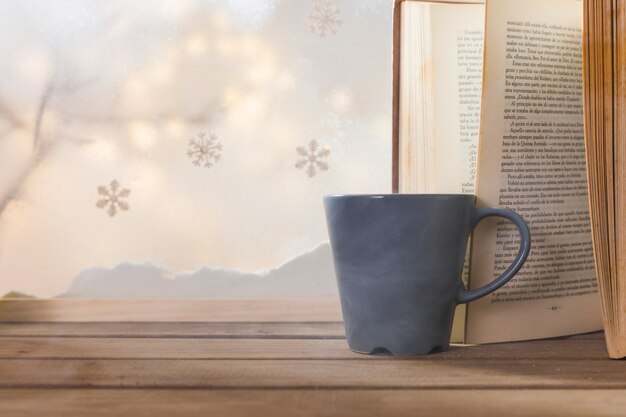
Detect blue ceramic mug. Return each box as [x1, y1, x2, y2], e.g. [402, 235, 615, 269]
[324, 194, 531, 356]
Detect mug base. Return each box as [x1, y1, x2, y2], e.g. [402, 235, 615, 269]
[348, 344, 450, 357]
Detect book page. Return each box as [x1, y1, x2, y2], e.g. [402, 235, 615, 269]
[467, 0, 602, 343]
[399, 1, 484, 194]
[430, 3, 485, 193]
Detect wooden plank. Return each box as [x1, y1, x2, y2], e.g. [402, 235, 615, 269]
[0, 300, 343, 322]
[0, 322, 346, 338]
[1, 389, 625, 417]
[1, 358, 625, 388]
[0, 338, 359, 359]
[0, 321, 600, 342]
[0, 337, 610, 360]
[437, 339, 610, 360]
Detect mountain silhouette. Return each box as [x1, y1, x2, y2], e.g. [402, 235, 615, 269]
[58, 243, 338, 298]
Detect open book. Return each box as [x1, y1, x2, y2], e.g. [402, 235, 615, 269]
[582, 0, 626, 359]
[392, 0, 603, 343]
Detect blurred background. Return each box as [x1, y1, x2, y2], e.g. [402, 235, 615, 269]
[0, 0, 392, 298]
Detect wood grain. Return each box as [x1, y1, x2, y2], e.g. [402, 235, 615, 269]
[2, 357, 625, 389]
[0, 299, 343, 322]
[0, 336, 609, 360]
[0, 322, 346, 338]
[0, 300, 617, 416]
[0, 338, 359, 359]
[2, 389, 625, 417]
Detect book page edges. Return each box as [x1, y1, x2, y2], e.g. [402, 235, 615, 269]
[392, 0, 486, 193]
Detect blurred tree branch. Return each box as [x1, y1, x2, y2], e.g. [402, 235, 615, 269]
[0, 96, 28, 137]
[0, 81, 55, 215]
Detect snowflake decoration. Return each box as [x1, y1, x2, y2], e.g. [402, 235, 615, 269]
[96, 180, 130, 217]
[308, 1, 342, 38]
[187, 132, 222, 168]
[295, 140, 330, 177]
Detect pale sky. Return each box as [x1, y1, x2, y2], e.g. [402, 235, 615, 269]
[0, 0, 391, 297]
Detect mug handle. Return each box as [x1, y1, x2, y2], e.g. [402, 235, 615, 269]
[456, 207, 531, 304]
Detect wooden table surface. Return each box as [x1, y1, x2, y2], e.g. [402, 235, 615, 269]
[0, 299, 625, 416]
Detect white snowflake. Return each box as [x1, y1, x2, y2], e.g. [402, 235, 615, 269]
[96, 180, 130, 217]
[187, 132, 222, 168]
[295, 140, 330, 177]
[308, 1, 342, 38]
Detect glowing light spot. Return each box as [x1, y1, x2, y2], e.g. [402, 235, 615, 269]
[228, 94, 267, 130]
[128, 122, 157, 152]
[216, 37, 235, 56]
[149, 64, 173, 84]
[16, 47, 51, 81]
[224, 88, 243, 105]
[240, 96, 265, 119]
[186, 34, 208, 56]
[166, 118, 185, 136]
[125, 76, 147, 97]
[327, 88, 353, 114]
[277, 71, 295, 90]
[241, 36, 262, 55]
[247, 60, 276, 85]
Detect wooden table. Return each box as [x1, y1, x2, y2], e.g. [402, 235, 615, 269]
[0, 299, 625, 416]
